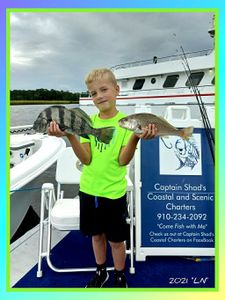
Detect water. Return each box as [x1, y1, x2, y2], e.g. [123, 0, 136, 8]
[10, 104, 79, 126]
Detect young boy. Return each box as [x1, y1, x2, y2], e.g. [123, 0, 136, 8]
[48, 68, 157, 287]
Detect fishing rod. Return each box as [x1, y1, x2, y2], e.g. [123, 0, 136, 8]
[179, 45, 215, 163]
[172, 31, 215, 163]
[172, 35, 215, 145]
[180, 46, 214, 138]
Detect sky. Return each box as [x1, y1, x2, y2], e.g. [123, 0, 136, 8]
[10, 11, 214, 93]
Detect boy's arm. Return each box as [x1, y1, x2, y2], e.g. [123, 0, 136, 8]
[48, 121, 91, 165]
[119, 134, 140, 166]
[119, 124, 157, 166]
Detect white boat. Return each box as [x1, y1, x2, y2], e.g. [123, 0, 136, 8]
[80, 25, 215, 121]
[10, 125, 66, 239]
[81, 47, 214, 112]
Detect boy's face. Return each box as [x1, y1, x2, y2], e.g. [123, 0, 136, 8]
[87, 78, 119, 113]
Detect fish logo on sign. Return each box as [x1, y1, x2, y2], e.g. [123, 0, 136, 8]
[159, 134, 202, 176]
[174, 138, 200, 170]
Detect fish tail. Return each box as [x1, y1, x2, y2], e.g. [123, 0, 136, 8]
[92, 126, 115, 144]
[179, 126, 194, 140]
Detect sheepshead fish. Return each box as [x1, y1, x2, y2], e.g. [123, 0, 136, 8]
[33, 105, 115, 144]
[119, 113, 193, 140]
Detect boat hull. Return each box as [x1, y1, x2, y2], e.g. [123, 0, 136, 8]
[10, 180, 41, 238]
[10, 133, 66, 239]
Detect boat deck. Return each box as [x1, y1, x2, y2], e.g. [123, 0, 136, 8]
[10, 225, 215, 289]
[10, 224, 69, 287]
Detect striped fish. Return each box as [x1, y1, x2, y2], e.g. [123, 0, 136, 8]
[33, 105, 115, 144]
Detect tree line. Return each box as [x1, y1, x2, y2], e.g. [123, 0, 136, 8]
[10, 88, 89, 103]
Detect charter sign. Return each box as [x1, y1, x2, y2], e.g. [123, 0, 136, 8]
[140, 130, 214, 249]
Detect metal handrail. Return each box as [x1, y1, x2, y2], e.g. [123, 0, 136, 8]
[111, 49, 213, 71]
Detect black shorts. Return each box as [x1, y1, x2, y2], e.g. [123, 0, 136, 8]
[79, 191, 129, 243]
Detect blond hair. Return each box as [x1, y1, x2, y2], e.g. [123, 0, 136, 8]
[85, 68, 117, 86]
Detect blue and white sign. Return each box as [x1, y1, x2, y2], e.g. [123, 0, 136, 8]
[135, 128, 214, 260]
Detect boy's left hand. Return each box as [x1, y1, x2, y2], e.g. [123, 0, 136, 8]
[136, 123, 157, 139]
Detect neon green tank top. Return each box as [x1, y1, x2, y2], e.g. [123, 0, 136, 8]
[80, 111, 132, 199]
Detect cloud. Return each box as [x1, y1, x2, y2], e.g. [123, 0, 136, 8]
[10, 12, 214, 92]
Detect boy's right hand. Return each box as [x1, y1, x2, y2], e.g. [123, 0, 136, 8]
[47, 121, 66, 137]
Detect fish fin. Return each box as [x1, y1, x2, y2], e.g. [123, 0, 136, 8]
[58, 124, 67, 131]
[92, 126, 115, 144]
[69, 107, 92, 125]
[175, 154, 185, 170]
[133, 125, 143, 135]
[65, 129, 88, 137]
[134, 127, 143, 135]
[176, 161, 185, 170]
[80, 134, 90, 139]
[179, 126, 194, 140]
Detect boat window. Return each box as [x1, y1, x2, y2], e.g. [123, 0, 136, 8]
[133, 78, 145, 90]
[151, 78, 156, 84]
[211, 77, 215, 85]
[163, 75, 179, 88]
[185, 72, 204, 87]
